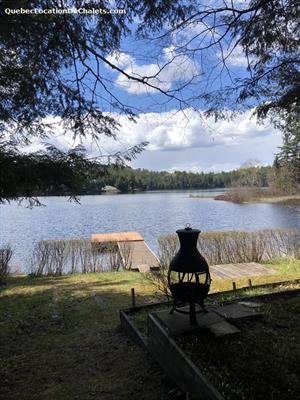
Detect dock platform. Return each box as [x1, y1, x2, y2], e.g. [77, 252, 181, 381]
[91, 231, 159, 272]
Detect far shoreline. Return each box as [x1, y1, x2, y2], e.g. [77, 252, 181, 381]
[189, 189, 300, 204]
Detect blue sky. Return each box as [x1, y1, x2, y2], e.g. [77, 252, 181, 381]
[81, 9, 283, 171]
[28, 3, 284, 172]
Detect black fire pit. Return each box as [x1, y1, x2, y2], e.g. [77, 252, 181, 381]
[168, 224, 211, 325]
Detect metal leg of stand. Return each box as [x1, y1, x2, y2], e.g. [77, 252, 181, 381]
[189, 302, 197, 325]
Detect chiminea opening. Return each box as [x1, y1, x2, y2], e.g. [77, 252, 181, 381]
[168, 224, 211, 325]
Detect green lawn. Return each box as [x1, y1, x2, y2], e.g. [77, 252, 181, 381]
[0, 263, 299, 400]
[0, 272, 171, 400]
[263, 256, 300, 274]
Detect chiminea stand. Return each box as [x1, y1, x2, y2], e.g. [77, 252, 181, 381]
[168, 225, 211, 325]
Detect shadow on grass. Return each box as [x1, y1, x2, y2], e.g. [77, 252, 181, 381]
[4, 272, 145, 289]
[0, 274, 171, 400]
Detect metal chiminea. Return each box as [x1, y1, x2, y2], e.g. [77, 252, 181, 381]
[168, 224, 211, 325]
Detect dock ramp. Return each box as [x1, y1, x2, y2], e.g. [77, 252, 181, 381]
[91, 231, 159, 272]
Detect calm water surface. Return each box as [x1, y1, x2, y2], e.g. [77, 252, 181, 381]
[1, 189, 300, 271]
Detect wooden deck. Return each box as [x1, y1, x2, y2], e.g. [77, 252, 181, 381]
[91, 231, 159, 272]
[91, 231, 144, 243]
[120, 241, 159, 272]
[210, 262, 276, 280]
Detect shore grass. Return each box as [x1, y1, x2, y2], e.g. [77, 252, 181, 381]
[214, 188, 300, 204]
[188, 187, 300, 204]
[189, 194, 215, 199]
[236, 194, 300, 204]
[246, 194, 300, 204]
[1, 262, 299, 400]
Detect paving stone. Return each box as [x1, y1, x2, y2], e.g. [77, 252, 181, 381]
[207, 320, 240, 337]
[238, 301, 262, 308]
[214, 303, 262, 320]
[93, 294, 107, 309]
[153, 308, 224, 335]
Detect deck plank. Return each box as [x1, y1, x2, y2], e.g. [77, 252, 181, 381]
[210, 262, 276, 279]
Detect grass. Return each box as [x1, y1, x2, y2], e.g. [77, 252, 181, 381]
[1, 260, 299, 400]
[263, 256, 300, 273]
[189, 194, 215, 199]
[0, 272, 172, 400]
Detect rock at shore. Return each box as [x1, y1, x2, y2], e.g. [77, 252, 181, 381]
[101, 185, 121, 193]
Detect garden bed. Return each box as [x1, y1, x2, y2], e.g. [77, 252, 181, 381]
[121, 282, 300, 400]
[176, 292, 300, 400]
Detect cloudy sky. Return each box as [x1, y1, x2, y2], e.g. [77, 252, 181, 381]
[30, 108, 282, 173]
[129, 111, 282, 172]
[26, 4, 283, 173]
[86, 12, 283, 172]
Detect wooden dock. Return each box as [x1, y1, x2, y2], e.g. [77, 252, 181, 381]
[91, 231, 159, 272]
[210, 262, 276, 280]
[91, 232, 276, 277]
[121, 241, 159, 273]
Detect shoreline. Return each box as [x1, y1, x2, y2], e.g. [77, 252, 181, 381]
[215, 193, 300, 204]
[190, 192, 300, 204]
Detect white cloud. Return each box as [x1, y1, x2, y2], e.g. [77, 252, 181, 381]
[21, 109, 277, 161]
[113, 109, 277, 152]
[106, 52, 134, 68]
[109, 48, 200, 94]
[114, 110, 221, 150]
[218, 44, 254, 68]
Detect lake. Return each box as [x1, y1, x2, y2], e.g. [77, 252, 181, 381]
[1, 189, 300, 272]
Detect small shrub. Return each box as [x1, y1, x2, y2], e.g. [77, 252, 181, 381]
[0, 245, 12, 284]
[30, 239, 132, 275]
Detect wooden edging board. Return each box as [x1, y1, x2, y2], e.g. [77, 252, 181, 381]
[147, 313, 225, 400]
[122, 277, 300, 316]
[119, 310, 148, 350]
[119, 308, 225, 400]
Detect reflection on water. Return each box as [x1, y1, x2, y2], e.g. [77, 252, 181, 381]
[1, 189, 300, 271]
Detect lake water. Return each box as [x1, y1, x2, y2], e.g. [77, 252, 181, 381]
[1, 189, 300, 272]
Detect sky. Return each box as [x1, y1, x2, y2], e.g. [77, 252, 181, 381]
[25, 2, 283, 173]
[82, 5, 283, 172]
[33, 109, 281, 173]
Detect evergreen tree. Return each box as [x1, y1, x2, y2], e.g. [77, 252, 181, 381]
[275, 106, 300, 191]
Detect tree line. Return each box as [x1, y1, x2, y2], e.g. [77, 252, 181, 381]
[72, 165, 273, 194]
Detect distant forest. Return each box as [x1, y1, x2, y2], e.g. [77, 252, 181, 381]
[78, 165, 272, 194]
